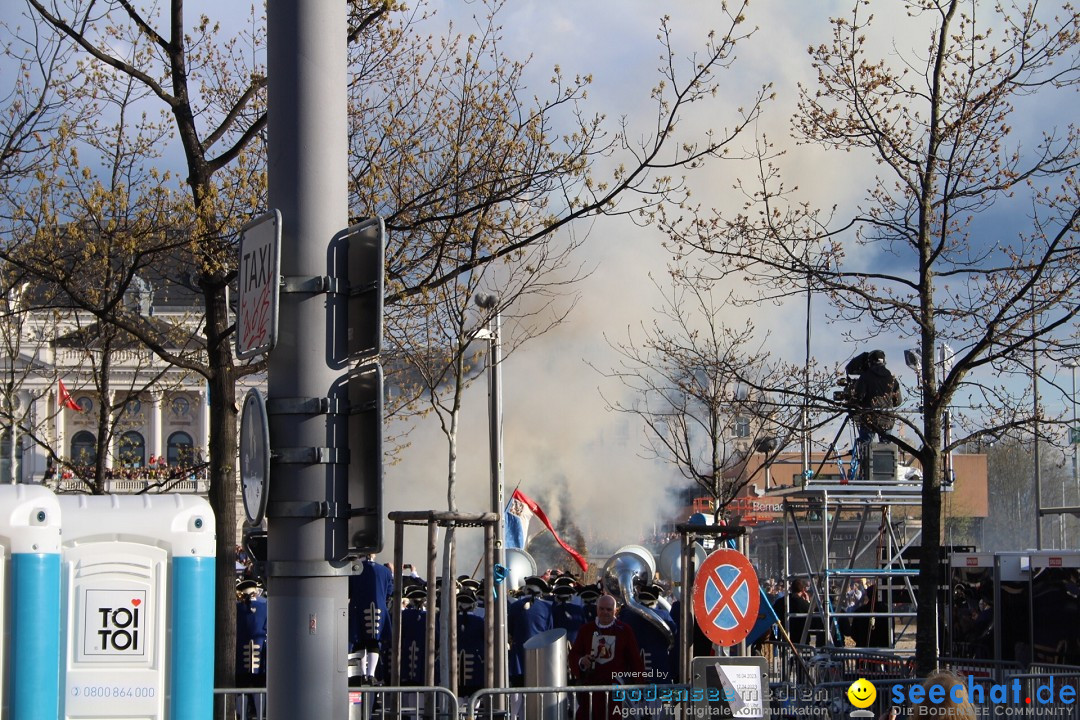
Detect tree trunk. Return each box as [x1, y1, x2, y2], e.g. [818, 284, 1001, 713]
[915, 448, 942, 675]
[204, 283, 240, 712]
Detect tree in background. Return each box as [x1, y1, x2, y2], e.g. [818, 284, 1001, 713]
[979, 439, 1074, 551]
[595, 267, 810, 521]
[5, 0, 268, 700]
[660, 0, 1080, 672]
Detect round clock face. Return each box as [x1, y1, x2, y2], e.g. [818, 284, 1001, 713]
[239, 389, 270, 525]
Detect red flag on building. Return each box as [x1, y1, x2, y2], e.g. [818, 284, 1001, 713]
[58, 380, 81, 411]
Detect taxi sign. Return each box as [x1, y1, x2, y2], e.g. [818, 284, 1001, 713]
[236, 210, 281, 359]
[692, 548, 760, 647]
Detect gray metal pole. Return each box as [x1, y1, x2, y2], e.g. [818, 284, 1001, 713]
[481, 295, 509, 690]
[1068, 361, 1078, 495]
[486, 304, 509, 690]
[1033, 301, 1043, 550]
[266, 1, 350, 718]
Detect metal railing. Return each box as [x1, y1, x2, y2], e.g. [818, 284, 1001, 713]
[214, 687, 266, 720]
[213, 666, 1080, 720]
[215, 686, 460, 720]
[468, 684, 686, 720]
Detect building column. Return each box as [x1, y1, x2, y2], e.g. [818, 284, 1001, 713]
[148, 391, 163, 462]
[20, 390, 34, 482]
[199, 386, 210, 461]
[54, 387, 64, 467]
[104, 390, 115, 471]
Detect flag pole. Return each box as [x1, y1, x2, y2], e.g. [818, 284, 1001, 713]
[471, 479, 523, 578]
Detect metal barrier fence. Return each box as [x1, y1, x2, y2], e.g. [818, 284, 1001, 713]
[213, 665, 1080, 720]
[214, 687, 266, 720]
[216, 686, 461, 720]
[468, 684, 689, 720]
[938, 656, 1025, 684]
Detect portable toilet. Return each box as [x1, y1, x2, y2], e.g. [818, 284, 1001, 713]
[0, 484, 63, 720]
[57, 494, 215, 720]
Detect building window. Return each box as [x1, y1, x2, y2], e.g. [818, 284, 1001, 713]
[118, 431, 146, 467]
[71, 430, 97, 464]
[733, 415, 751, 438]
[167, 431, 195, 465]
[124, 398, 142, 416]
[76, 396, 93, 413]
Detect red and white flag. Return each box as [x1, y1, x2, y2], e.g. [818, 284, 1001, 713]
[58, 380, 81, 411]
[504, 488, 588, 572]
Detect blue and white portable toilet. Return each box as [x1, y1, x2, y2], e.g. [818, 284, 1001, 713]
[57, 494, 215, 720]
[0, 484, 63, 720]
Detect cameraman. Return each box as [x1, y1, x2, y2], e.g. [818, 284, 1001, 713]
[852, 349, 902, 443]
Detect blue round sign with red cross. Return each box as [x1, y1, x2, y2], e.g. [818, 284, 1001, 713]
[692, 548, 760, 647]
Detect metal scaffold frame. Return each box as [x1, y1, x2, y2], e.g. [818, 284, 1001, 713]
[776, 478, 924, 650]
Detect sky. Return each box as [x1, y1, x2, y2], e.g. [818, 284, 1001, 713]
[3, 0, 1077, 571]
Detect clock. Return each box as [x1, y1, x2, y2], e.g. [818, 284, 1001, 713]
[239, 388, 270, 525]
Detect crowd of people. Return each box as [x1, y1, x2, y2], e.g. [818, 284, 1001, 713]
[48, 457, 209, 483]
[232, 556, 686, 712]
[231, 558, 1008, 720]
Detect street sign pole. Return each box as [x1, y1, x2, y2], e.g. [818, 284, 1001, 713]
[266, 1, 350, 718]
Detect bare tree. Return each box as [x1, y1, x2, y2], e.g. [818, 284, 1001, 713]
[661, 0, 1080, 672]
[595, 268, 807, 520]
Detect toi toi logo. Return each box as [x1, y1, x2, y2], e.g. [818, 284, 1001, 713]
[84, 589, 147, 656]
[97, 603, 141, 651]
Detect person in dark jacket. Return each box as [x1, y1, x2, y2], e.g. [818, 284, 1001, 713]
[399, 587, 428, 685]
[348, 554, 394, 685]
[552, 584, 587, 645]
[236, 580, 268, 718]
[456, 590, 486, 697]
[508, 576, 554, 686]
[618, 584, 676, 684]
[852, 350, 902, 443]
[772, 578, 825, 646]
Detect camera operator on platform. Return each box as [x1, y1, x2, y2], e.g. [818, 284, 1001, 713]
[851, 350, 902, 444]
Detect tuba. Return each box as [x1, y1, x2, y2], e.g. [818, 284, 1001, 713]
[658, 539, 707, 603]
[503, 547, 538, 594]
[602, 545, 674, 648]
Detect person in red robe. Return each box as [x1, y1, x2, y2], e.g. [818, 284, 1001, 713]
[568, 594, 645, 720]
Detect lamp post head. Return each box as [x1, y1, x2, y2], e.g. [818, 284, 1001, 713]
[474, 293, 498, 310]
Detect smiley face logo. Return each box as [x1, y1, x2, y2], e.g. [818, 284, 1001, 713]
[848, 678, 876, 708]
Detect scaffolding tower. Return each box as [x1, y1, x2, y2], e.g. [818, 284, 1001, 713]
[774, 454, 927, 649]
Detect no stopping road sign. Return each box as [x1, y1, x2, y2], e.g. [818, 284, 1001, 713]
[692, 548, 761, 647]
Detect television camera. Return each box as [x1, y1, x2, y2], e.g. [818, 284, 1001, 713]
[833, 351, 873, 407]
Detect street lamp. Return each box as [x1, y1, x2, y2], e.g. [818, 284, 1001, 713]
[474, 292, 507, 691]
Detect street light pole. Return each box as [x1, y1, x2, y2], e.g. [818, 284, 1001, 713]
[1066, 360, 1079, 545]
[1067, 360, 1079, 490]
[475, 293, 508, 692]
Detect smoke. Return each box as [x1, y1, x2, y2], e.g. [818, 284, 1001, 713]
[380, 0, 947, 573]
